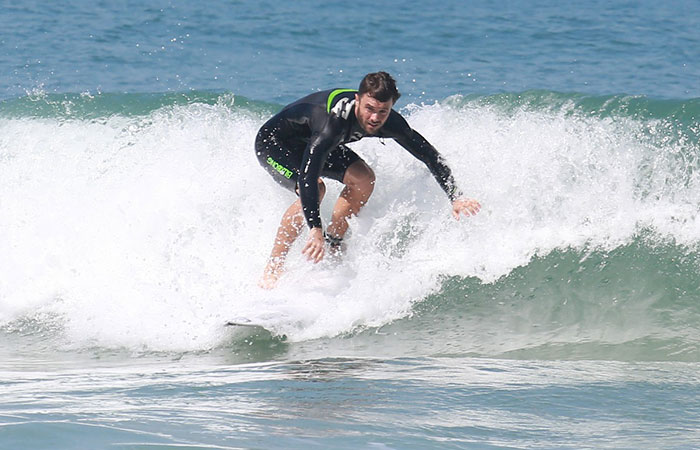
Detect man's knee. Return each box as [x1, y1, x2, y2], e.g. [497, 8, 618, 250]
[344, 161, 376, 190]
[318, 179, 327, 199]
[295, 178, 327, 199]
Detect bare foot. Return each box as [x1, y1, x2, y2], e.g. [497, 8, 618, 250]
[258, 273, 279, 290]
[258, 259, 283, 289]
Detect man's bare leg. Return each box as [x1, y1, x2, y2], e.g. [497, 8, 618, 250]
[326, 160, 375, 243]
[259, 180, 325, 289]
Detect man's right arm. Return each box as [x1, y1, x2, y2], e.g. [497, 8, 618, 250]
[297, 120, 343, 230]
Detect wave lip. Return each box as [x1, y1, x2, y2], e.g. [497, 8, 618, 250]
[446, 90, 700, 122]
[0, 90, 279, 120]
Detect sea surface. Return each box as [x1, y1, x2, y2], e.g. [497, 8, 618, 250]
[2, 1, 700, 449]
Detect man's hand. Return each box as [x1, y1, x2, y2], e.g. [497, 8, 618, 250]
[452, 197, 481, 220]
[302, 227, 325, 263]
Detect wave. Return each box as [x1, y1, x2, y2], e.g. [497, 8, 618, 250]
[0, 90, 277, 120]
[448, 90, 700, 124]
[1, 89, 699, 361]
[2, 89, 699, 122]
[407, 241, 700, 362]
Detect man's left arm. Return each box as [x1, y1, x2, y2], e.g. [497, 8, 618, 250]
[389, 114, 481, 218]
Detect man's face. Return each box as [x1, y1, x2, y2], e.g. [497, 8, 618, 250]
[355, 93, 393, 134]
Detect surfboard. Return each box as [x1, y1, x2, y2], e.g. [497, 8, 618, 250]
[225, 317, 288, 341]
[225, 318, 265, 328]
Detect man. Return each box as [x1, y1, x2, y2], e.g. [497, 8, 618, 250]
[255, 72, 480, 288]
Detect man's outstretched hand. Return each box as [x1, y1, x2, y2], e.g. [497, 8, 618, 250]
[452, 197, 481, 220]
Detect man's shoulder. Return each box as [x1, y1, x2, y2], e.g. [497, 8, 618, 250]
[279, 89, 356, 119]
[327, 91, 357, 121]
[325, 89, 357, 114]
[379, 109, 411, 137]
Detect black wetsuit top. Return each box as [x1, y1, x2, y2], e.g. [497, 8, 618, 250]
[255, 89, 461, 229]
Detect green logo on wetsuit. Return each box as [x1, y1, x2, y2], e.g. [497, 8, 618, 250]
[326, 89, 357, 114]
[266, 157, 294, 179]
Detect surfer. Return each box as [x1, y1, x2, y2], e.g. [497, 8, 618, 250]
[255, 71, 481, 288]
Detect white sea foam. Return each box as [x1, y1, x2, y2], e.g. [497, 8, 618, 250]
[1, 99, 698, 350]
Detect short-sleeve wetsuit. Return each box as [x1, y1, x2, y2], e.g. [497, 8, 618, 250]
[255, 89, 462, 230]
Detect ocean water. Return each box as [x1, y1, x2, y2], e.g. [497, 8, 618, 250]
[1, 1, 700, 449]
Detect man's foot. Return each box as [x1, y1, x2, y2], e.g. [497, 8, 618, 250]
[324, 232, 346, 257]
[258, 273, 278, 290]
[258, 272, 279, 289]
[259, 258, 284, 289]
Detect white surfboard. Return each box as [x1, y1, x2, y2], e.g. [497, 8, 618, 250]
[225, 318, 265, 328]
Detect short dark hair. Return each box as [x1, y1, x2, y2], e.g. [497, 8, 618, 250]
[358, 71, 401, 103]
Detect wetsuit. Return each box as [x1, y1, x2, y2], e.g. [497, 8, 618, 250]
[255, 89, 462, 229]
